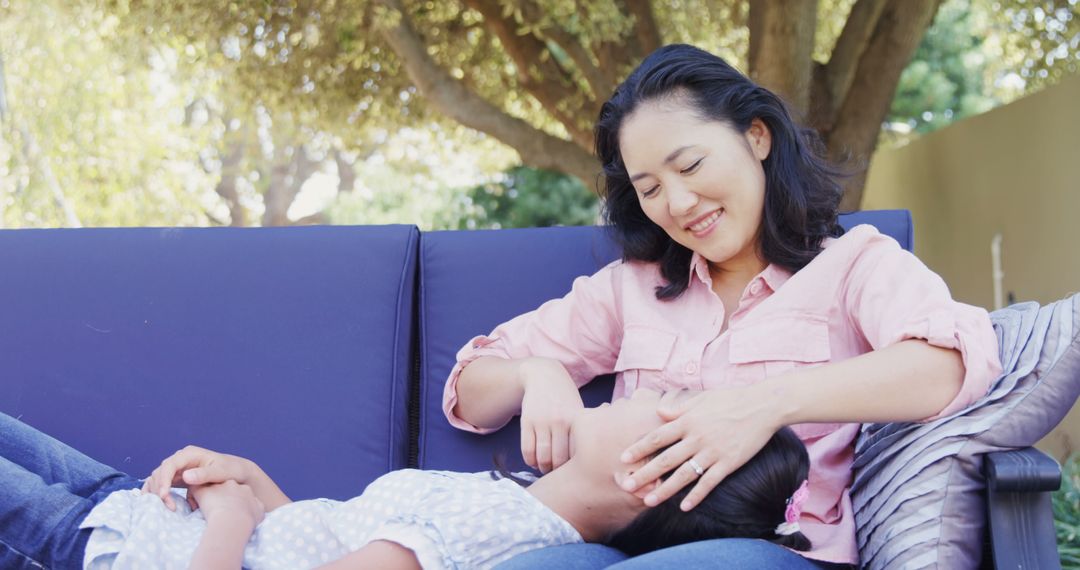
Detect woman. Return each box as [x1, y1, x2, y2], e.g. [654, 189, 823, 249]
[1, 390, 811, 569]
[443, 44, 1001, 568]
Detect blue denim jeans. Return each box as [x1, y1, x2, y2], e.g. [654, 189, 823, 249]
[0, 413, 141, 570]
[494, 538, 852, 569]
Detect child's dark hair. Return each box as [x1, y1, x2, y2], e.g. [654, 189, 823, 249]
[606, 426, 812, 555]
[594, 44, 845, 301]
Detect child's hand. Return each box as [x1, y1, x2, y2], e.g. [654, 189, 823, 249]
[187, 481, 265, 569]
[189, 480, 265, 527]
[142, 445, 255, 511]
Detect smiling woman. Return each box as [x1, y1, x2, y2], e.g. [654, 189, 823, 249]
[619, 107, 772, 308]
[446, 44, 1002, 569]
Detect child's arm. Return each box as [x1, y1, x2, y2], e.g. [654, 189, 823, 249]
[189, 511, 259, 570]
[143, 445, 292, 512]
[315, 541, 421, 570]
[187, 480, 265, 570]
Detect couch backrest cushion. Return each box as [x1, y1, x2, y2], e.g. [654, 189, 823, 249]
[0, 225, 418, 500]
[417, 210, 913, 472]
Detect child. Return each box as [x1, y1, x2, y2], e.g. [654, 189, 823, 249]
[0, 389, 810, 569]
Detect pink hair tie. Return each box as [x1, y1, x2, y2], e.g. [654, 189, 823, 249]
[775, 479, 809, 536]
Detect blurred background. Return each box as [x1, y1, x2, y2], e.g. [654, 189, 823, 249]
[1, 0, 1078, 561]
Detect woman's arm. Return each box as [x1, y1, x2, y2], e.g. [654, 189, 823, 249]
[454, 356, 580, 430]
[446, 265, 626, 472]
[621, 339, 965, 510]
[445, 263, 625, 431]
[315, 541, 421, 570]
[452, 356, 532, 430]
[773, 338, 964, 425]
[456, 356, 585, 472]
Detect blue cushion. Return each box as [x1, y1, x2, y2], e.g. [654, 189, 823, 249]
[417, 225, 621, 472]
[417, 210, 913, 472]
[839, 209, 913, 252]
[0, 225, 418, 501]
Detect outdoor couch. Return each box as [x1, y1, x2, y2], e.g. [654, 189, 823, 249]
[0, 210, 1063, 569]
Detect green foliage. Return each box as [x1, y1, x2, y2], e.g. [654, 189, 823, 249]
[987, 0, 1080, 92]
[885, 0, 1078, 143]
[889, 0, 998, 135]
[0, 0, 217, 227]
[458, 166, 599, 229]
[323, 123, 517, 230]
[1057, 453, 1080, 568]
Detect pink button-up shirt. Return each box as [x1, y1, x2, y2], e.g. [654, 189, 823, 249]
[442, 224, 1001, 564]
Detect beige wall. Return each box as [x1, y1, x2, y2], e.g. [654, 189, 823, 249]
[862, 73, 1080, 461]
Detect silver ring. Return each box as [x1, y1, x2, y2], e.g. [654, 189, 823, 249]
[687, 458, 705, 476]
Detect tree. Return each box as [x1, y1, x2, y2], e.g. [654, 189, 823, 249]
[0, 1, 216, 228]
[10, 0, 1078, 227]
[107, 0, 967, 210]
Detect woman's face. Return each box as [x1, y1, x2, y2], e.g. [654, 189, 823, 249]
[618, 99, 772, 270]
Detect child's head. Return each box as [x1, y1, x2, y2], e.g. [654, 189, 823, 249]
[605, 426, 812, 555]
[506, 389, 811, 554]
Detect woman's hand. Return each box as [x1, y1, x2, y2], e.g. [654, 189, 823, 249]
[518, 358, 584, 473]
[619, 383, 781, 511]
[141, 445, 254, 511]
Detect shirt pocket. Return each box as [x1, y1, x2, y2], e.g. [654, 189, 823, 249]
[613, 325, 678, 393]
[729, 314, 840, 440]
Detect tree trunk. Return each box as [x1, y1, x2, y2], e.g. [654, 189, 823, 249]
[373, 0, 939, 209]
[214, 140, 247, 226]
[826, 0, 942, 210]
[261, 144, 319, 227]
[333, 150, 357, 194]
[748, 0, 819, 119]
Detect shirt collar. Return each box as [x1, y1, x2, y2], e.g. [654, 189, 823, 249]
[688, 251, 713, 286]
[687, 251, 792, 294]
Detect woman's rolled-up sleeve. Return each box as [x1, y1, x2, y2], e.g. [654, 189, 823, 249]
[843, 234, 1002, 421]
[442, 261, 625, 433]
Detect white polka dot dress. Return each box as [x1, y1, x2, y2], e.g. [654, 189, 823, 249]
[81, 470, 583, 569]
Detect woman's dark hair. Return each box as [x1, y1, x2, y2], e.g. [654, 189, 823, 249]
[606, 426, 812, 555]
[595, 43, 845, 300]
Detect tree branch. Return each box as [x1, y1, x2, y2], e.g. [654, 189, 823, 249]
[374, 0, 600, 187]
[828, 0, 942, 210]
[824, 0, 888, 121]
[625, 0, 662, 56]
[517, 0, 612, 103]
[590, 2, 628, 87]
[463, 0, 592, 148]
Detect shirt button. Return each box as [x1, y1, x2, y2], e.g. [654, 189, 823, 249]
[750, 281, 763, 295]
[685, 362, 698, 375]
